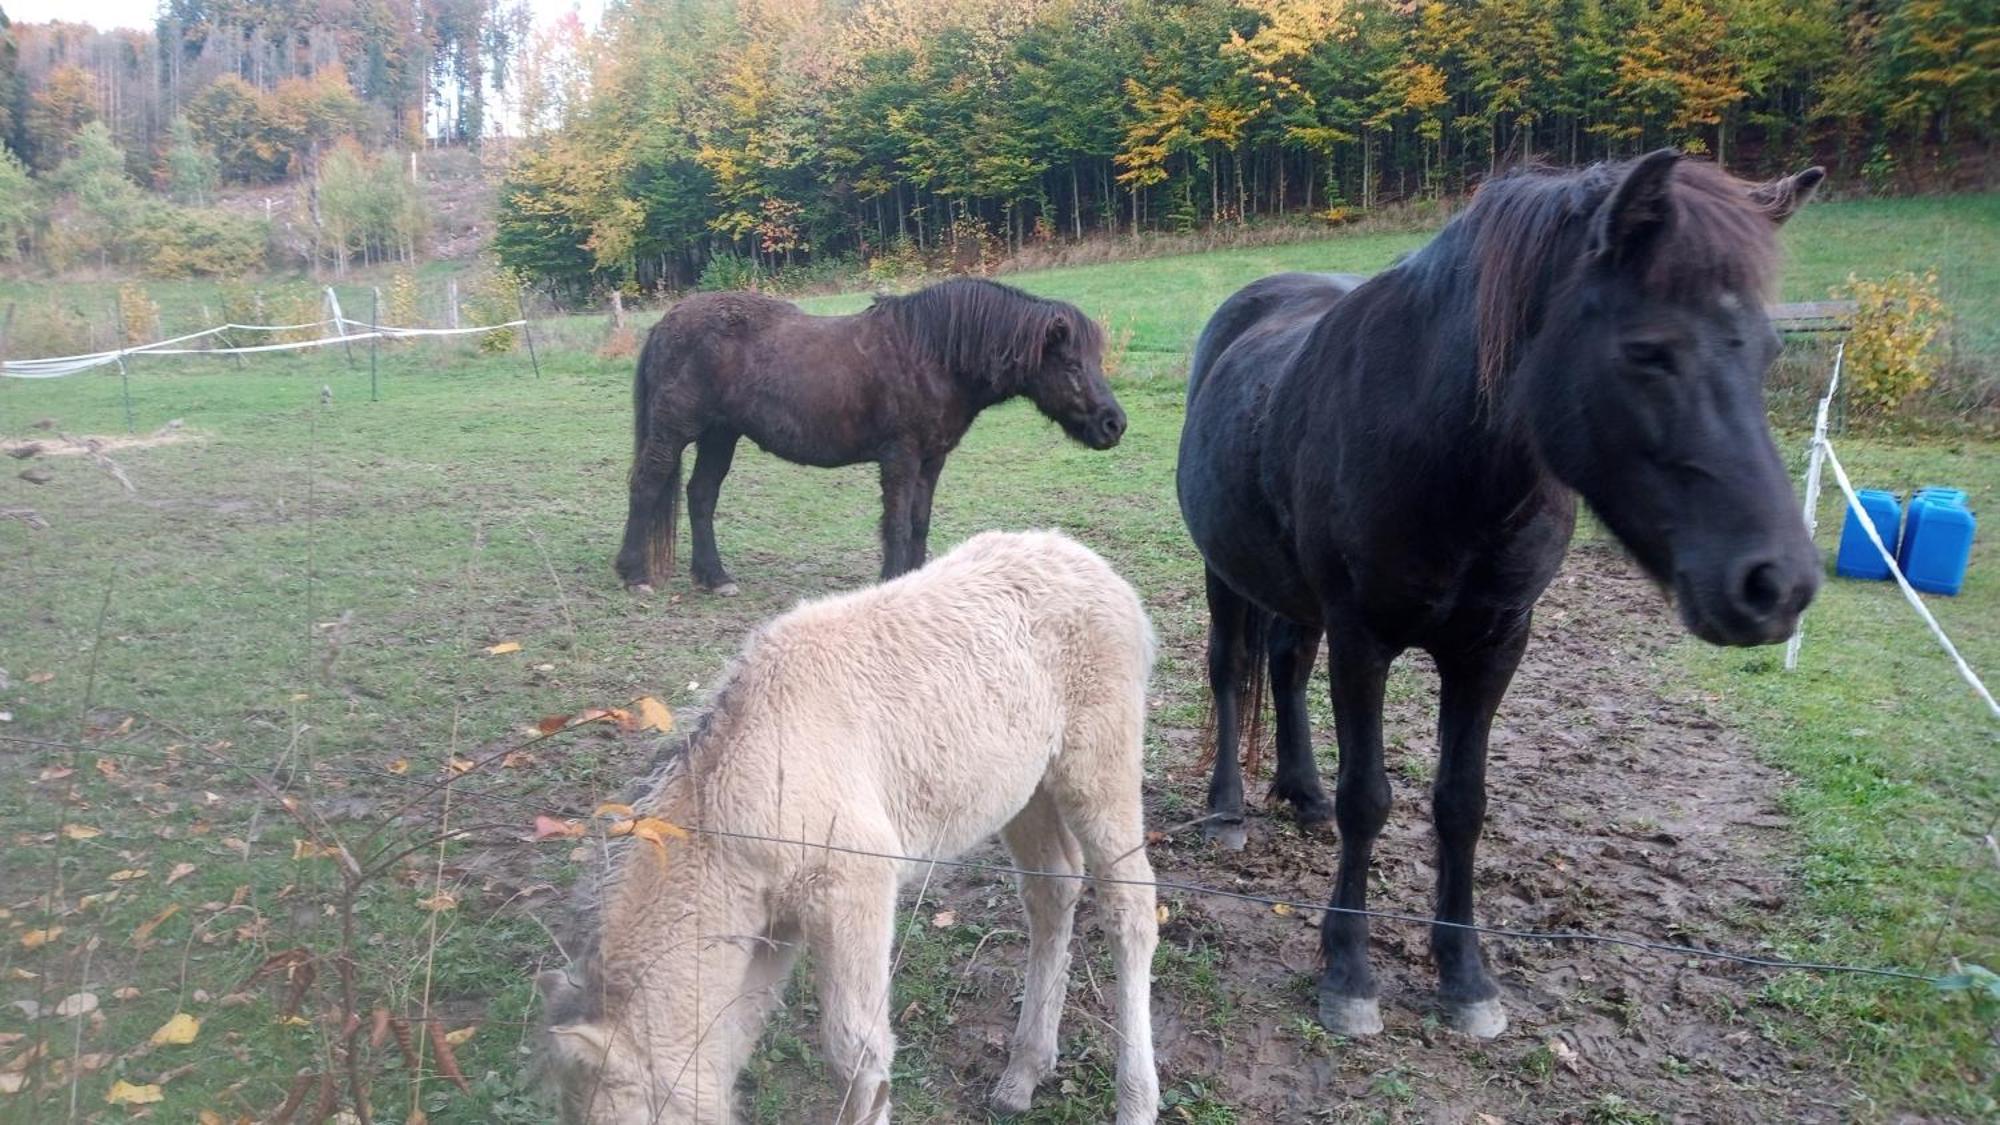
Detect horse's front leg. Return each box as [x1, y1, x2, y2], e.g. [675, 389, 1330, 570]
[1317, 618, 1393, 1036]
[876, 448, 919, 580]
[1428, 626, 1529, 1038]
[907, 455, 946, 571]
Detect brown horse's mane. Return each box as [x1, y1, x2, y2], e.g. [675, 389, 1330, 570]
[1458, 157, 1782, 392]
[871, 278, 1104, 392]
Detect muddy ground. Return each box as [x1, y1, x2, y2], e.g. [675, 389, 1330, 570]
[781, 541, 1831, 1123]
[532, 543, 1846, 1123]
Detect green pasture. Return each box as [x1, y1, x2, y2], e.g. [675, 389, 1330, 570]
[0, 191, 1995, 1121]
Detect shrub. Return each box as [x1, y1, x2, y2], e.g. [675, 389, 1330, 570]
[216, 279, 261, 328]
[1838, 270, 1949, 417]
[697, 251, 759, 292]
[134, 204, 268, 278]
[464, 267, 524, 353]
[386, 269, 422, 328]
[116, 282, 162, 346]
[0, 145, 36, 261]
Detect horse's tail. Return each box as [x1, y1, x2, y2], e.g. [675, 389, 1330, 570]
[1196, 607, 1271, 778]
[621, 324, 682, 583]
[1237, 609, 1270, 779]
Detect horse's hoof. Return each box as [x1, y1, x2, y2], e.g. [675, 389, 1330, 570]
[1294, 809, 1337, 838]
[1448, 998, 1508, 1039]
[708, 582, 740, 598]
[989, 1078, 1035, 1117]
[1201, 817, 1247, 851]
[1318, 994, 1383, 1036]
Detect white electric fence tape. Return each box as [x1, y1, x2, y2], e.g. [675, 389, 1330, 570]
[2, 313, 523, 377]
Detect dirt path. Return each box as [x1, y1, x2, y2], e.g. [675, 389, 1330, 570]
[887, 542, 1844, 1123]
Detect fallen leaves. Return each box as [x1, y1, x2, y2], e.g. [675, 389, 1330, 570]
[930, 910, 956, 928]
[53, 992, 99, 1017]
[19, 927, 61, 950]
[1271, 902, 1295, 917]
[166, 862, 198, 885]
[61, 824, 102, 841]
[131, 904, 181, 949]
[442, 1025, 476, 1047]
[631, 695, 673, 732]
[150, 1012, 200, 1046]
[105, 1080, 164, 1106]
[291, 839, 341, 861]
[593, 802, 636, 819]
[531, 815, 583, 841]
[26, 671, 52, 685]
[483, 641, 522, 655]
[386, 758, 410, 775]
[107, 868, 149, 882]
[417, 892, 458, 913]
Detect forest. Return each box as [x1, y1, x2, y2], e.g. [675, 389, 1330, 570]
[495, 0, 1996, 294]
[0, 0, 1992, 293]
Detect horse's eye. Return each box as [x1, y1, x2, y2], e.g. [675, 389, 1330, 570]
[1622, 341, 1672, 370]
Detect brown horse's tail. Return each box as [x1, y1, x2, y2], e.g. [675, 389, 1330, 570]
[625, 325, 681, 582]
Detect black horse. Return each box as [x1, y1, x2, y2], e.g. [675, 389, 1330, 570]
[1176, 151, 1824, 1039]
[615, 278, 1124, 593]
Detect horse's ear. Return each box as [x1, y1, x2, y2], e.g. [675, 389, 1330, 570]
[1591, 148, 1680, 267]
[1749, 166, 1825, 225]
[1045, 316, 1069, 349]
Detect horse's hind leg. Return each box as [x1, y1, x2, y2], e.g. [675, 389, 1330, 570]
[686, 430, 740, 595]
[1201, 567, 1260, 850]
[615, 436, 688, 590]
[1267, 619, 1334, 832]
[1428, 627, 1529, 1039]
[992, 788, 1084, 1115]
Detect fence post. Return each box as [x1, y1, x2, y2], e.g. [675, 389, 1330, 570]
[1784, 341, 1845, 672]
[370, 288, 381, 403]
[111, 295, 135, 433]
[446, 278, 460, 330]
[326, 286, 355, 368]
[519, 290, 541, 379]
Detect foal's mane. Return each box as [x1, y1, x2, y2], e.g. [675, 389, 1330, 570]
[872, 278, 1103, 390]
[1436, 158, 1783, 392]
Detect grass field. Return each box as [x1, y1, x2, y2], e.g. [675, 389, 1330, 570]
[2, 192, 1996, 1122]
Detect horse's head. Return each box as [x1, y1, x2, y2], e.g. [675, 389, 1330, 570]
[1024, 308, 1126, 450]
[1516, 151, 1824, 646]
[537, 964, 688, 1124]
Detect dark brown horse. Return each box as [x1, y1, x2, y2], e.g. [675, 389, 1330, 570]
[614, 278, 1124, 594]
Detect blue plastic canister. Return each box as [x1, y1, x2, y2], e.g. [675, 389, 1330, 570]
[1899, 487, 1968, 570]
[1836, 489, 1902, 581]
[1902, 491, 1975, 596]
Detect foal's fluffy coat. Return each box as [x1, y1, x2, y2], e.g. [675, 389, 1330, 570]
[541, 530, 1161, 1124]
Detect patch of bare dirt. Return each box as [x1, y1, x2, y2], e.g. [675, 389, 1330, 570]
[4, 425, 193, 459]
[893, 542, 1843, 1123]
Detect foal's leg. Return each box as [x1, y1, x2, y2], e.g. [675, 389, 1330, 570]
[810, 864, 899, 1125]
[686, 430, 740, 595]
[1428, 627, 1529, 1038]
[876, 447, 920, 580]
[614, 434, 689, 590]
[992, 789, 1085, 1115]
[1202, 567, 1255, 850]
[1267, 619, 1334, 831]
[907, 455, 946, 571]
[1316, 621, 1395, 1036]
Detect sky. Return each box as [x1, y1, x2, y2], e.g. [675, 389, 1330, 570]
[1, 0, 603, 33]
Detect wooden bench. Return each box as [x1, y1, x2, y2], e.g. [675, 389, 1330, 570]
[1769, 299, 1856, 333]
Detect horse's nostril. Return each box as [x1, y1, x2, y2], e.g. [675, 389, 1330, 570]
[1738, 560, 1785, 618]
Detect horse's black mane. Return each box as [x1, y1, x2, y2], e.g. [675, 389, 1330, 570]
[1393, 158, 1782, 391]
[872, 277, 1103, 387]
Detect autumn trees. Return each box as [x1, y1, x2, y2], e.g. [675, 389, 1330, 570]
[492, 0, 1992, 296]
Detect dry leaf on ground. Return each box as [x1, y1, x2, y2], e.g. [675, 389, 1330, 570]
[150, 1013, 200, 1046]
